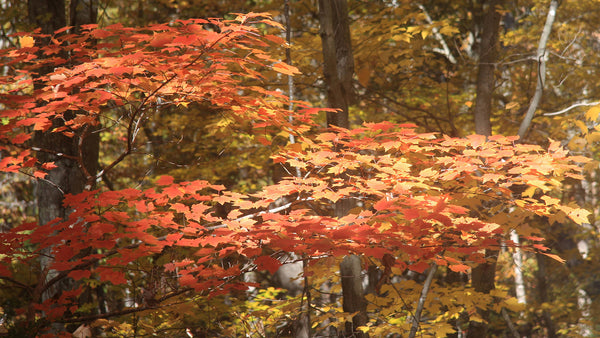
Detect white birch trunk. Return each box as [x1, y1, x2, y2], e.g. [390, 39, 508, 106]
[510, 230, 527, 305]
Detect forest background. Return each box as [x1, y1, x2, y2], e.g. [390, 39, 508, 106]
[0, 0, 599, 337]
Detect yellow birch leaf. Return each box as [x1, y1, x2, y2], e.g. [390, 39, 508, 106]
[503, 297, 526, 312]
[584, 160, 599, 172]
[393, 33, 412, 43]
[439, 25, 459, 35]
[568, 136, 586, 150]
[490, 289, 508, 298]
[574, 120, 588, 135]
[469, 313, 485, 323]
[433, 324, 456, 337]
[357, 326, 370, 333]
[585, 105, 600, 121]
[406, 26, 419, 33]
[586, 131, 600, 143]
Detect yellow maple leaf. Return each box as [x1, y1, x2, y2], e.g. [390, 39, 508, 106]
[567, 208, 591, 224]
[419, 167, 437, 178]
[19, 36, 35, 48]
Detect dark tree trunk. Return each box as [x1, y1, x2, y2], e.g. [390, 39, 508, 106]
[468, 1, 502, 337]
[28, 0, 66, 36]
[319, 0, 354, 129]
[28, 0, 100, 219]
[318, 1, 365, 336]
[70, 0, 98, 34]
[28, 0, 99, 331]
[318, 1, 366, 337]
[340, 255, 368, 337]
[467, 249, 498, 337]
[536, 253, 558, 337]
[472, 0, 501, 136]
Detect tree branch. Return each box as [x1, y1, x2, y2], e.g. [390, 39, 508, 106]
[543, 101, 600, 116]
[56, 287, 193, 324]
[96, 27, 238, 182]
[417, 4, 457, 64]
[518, 0, 559, 138]
[409, 263, 438, 338]
[41, 243, 140, 296]
[501, 307, 520, 338]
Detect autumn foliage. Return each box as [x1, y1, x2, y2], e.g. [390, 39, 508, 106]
[0, 12, 590, 336]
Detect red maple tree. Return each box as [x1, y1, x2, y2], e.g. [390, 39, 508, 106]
[0, 13, 589, 336]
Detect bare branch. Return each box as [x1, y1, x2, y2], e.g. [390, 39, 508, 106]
[96, 28, 238, 182]
[0, 276, 32, 290]
[409, 263, 438, 338]
[543, 101, 600, 116]
[56, 287, 193, 324]
[502, 307, 521, 338]
[417, 4, 457, 64]
[518, 0, 559, 139]
[205, 197, 315, 231]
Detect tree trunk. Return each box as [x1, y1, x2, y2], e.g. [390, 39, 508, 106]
[468, 1, 501, 337]
[510, 230, 527, 305]
[467, 249, 498, 337]
[28, 0, 66, 36]
[69, 0, 98, 34]
[340, 255, 368, 337]
[536, 253, 557, 337]
[318, 1, 365, 336]
[472, 0, 501, 136]
[28, 0, 99, 330]
[319, 0, 354, 129]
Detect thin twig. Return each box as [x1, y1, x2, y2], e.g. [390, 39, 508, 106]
[502, 307, 520, 338]
[204, 196, 313, 231]
[55, 287, 193, 324]
[97, 26, 238, 181]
